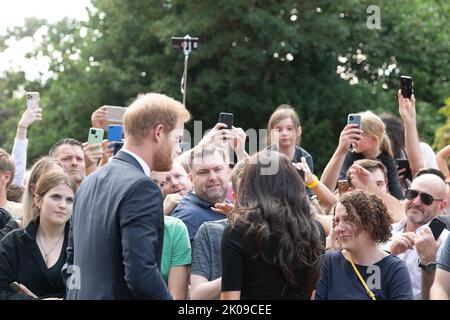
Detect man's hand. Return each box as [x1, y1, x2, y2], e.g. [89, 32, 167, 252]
[398, 89, 416, 125]
[415, 226, 439, 265]
[163, 193, 184, 215]
[18, 108, 42, 129]
[200, 123, 232, 147]
[347, 164, 374, 192]
[389, 232, 416, 256]
[336, 124, 362, 154]
[91, 106, 108, 130]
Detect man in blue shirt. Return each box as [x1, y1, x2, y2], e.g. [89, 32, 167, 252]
[172, 145, 230, 241]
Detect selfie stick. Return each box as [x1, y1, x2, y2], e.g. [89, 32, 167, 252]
[180, 35, 195, 106]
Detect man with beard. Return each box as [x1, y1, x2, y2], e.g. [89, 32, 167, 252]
[64, 93, 190, 300]
[151, 160, 193, 215]
[383, 172, 449, 300]
[172, 145, 230, 241]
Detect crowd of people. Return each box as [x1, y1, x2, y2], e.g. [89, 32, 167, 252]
[1, 89, 450, 300]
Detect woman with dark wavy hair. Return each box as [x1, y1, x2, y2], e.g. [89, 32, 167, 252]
[220, 151, 324, 300]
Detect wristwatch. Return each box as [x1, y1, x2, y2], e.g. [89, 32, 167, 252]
[418, 261, 437, 272]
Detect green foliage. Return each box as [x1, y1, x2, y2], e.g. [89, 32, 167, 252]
[0, 0, 449, 173]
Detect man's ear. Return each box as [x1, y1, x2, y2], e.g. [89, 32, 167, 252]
[188, 172, 193, 183]
[153, 124, 164, 143]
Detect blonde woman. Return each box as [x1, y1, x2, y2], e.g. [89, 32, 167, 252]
[0, 172, 76, 299]
[337, 111, 404, 200]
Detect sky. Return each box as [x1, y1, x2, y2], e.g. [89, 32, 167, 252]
[0, 0, 91, 78]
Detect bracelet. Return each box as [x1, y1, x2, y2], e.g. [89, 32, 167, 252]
[305, 174, 319, 189]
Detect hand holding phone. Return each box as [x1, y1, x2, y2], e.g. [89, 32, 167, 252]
[105, 106, 127, 125]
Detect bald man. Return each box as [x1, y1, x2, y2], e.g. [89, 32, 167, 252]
[383, 173, 449, 300]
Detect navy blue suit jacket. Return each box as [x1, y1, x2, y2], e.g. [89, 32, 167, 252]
[64, 150, 171, 299]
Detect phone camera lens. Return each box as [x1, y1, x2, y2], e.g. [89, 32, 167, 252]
[91, 129, 95, 134]
[349, 116, 354, 121]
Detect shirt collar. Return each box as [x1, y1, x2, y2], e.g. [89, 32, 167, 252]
[121, 148, 151, 177]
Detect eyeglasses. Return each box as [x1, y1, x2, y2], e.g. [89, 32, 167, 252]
[405, 189, 444, 206]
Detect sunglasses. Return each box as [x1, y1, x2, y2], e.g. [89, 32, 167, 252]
[405, 189, 444, 206]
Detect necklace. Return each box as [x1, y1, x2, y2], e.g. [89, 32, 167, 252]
[37, 233, 64, 265]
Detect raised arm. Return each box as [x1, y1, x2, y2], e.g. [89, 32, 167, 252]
[398, 90, 424, 176]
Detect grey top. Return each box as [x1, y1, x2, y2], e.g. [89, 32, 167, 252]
[191, 219, 227, 281]
[438, 235, 450, 273]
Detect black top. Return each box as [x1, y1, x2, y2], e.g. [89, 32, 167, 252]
[0, 219, 69, 300]
[339, 150, 404, 200]
[221, 222, 312, 300]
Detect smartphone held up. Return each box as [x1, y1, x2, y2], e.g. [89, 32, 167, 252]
[400, 76, 413, 99]
[26, 92, 40, 110]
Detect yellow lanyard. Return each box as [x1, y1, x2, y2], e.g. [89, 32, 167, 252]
[348, 253, 377, 300]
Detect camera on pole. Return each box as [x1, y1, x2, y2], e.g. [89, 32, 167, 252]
[171, 35, 199, 106]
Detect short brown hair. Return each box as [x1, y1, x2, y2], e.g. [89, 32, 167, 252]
[0, 148, 15, 188]
[332, 190, 392, 243]
[124, 93, 190, 143]
[346, 159, 387, 188]
[189, 144, 229, 169]
[267, 104, 301, 145]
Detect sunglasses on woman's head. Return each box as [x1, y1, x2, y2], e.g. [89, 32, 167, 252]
[405, 189, 444, 206]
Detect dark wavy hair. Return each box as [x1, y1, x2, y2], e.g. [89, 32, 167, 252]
[231, 151, 324, 293]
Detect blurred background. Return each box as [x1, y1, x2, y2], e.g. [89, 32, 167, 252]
[0, 0, 449, 174]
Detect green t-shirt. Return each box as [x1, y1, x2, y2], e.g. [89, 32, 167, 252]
[161, 216, 192, 284]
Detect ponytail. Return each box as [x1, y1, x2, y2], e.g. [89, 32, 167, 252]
[381, 133, 393, 158]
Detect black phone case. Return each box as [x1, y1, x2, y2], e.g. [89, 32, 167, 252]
[429, 218, 446, 240]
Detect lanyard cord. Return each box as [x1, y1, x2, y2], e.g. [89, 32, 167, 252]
[348, 253, 377, 300]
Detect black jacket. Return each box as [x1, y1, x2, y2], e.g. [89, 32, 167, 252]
[0, 219, 68, 300]
[64, 150, 171, 300]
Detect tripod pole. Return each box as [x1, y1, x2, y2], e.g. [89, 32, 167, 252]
[182, 52, 189, 106]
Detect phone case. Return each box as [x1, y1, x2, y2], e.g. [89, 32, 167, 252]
[88, 128, 104, 145]
[26, 92, 40, 109]
[219, 112, 233, 129]
[347, 114, 361, 128]
[108, 125, 123, 142]
[429, 218, 446, 240]
[106, 106, 127, 124]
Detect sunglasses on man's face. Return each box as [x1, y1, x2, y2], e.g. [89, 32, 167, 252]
[405, 189, 444, 206]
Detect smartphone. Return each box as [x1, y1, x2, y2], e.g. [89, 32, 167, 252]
[347, 114, 361, 129]
[9, 282, 24, 294]
[26, 92, 40, 110]
[428, 218, 447, 240]
[113, 142, 124, 156]
[105, 106, 127, 124]
[395, 159, 413, 181]
[219, 112, 234, 130]
[87, 128, 104, 145]
[107, 125, 123, 142]
[400, 76, 413, 99]
[337, 179, 350, 196]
